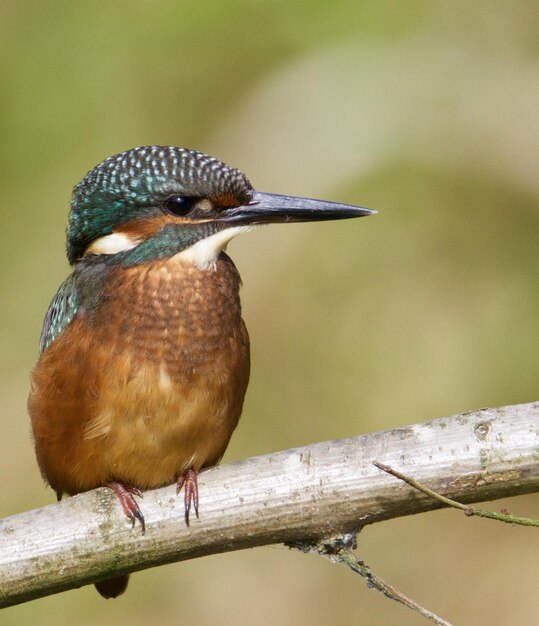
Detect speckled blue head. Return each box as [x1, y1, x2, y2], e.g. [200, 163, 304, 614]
[67, 146, 253, 265]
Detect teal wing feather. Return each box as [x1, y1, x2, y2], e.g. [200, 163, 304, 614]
[39, 274, 81, 353]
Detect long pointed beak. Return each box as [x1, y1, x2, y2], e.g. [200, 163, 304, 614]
[219, 191, 376, 225]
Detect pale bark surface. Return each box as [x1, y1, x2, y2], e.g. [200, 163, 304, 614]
[1, 401, 537, 608]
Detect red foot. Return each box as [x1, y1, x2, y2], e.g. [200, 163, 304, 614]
[107, 482, 145, 534]
[176, 469, 199, 526]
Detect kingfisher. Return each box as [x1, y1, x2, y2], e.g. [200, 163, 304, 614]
[28, 145, 374, 598]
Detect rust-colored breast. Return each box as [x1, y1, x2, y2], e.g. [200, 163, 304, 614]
[29, 253, 250, 495]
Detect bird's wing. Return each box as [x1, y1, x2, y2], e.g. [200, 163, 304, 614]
[39, 273, 81, 353]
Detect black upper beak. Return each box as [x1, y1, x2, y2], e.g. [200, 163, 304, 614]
[219, 191, 376, 225]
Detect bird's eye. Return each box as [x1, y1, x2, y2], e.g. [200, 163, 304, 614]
[163, 196, 197, 216]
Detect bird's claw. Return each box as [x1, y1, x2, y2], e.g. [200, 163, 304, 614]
[176, 468, 199, 526]
[107, 481, 146, 534]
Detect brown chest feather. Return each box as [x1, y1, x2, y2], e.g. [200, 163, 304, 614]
[98, 253, 245, 375]
[29, 253, 250, 494]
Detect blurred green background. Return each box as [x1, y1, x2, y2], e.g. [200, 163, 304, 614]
[1, 1, 538, 624]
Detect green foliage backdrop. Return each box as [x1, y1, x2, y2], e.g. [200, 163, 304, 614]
[1, 2, 537, 624]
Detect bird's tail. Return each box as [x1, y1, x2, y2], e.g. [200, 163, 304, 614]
[94, 575, 129, 599]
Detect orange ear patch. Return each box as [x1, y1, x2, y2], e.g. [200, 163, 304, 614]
[119, 214, 178, 239]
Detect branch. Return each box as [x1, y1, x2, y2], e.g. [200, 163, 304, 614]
[373, 461, 539, 527]
[1, 401, 538, 608]
[289, 535, 454, 626]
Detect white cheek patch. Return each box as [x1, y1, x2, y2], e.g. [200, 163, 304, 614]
[174, 226, 253, 270]
[85, 232, 142, 256]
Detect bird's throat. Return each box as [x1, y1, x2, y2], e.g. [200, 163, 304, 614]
[173, 225, 252, 270]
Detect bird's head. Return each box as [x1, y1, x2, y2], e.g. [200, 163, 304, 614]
[67, 146, 374, 269]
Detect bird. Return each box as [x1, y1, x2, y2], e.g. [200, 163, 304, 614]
[28, 145, 375, 599]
